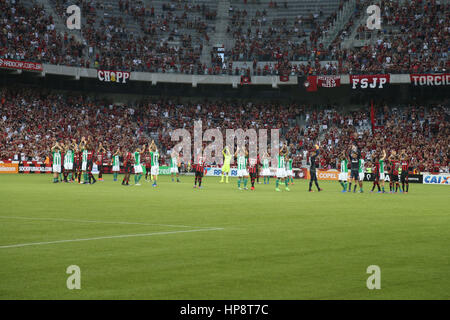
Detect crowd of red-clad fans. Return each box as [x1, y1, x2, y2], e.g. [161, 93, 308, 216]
[1, 88, 448, 173]
[1, 0, 447, 75]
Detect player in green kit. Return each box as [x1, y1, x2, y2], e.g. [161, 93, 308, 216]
[63, 141, 75, 182]
[286, 156, 294, 185]
[235, 146, 249, 190]
[80, 137, 89, 184]
[51, 142, 62, 183]
[261, 150, 271, 184]
[133, 145, 145, 186]
[170, 149, 180, 182]
[220, 146, 232, 183]
[358, 157, 365, 193]
[149, 140, 159, 187]
[338, 151, 348, 192]
[276, 145, 290, 192]
[111, 148, 121, 181]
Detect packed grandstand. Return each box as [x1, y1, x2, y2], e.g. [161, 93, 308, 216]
[0, 0, 449, 175]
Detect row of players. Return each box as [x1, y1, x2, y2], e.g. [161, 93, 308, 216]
[48, 137, 296, 190]
[337, 147, 412, 193]
[49, 138, 411, 193]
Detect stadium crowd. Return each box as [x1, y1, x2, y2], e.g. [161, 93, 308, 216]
[1, 88, 448, 173]
[1, 0, 447, 75]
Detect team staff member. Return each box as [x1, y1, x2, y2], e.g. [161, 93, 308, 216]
[308, 144, 322, 192]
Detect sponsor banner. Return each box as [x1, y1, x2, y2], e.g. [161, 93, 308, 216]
[97, 70, 130, 83]
[350, 74, 390, 89]
[0, 163, 18, 174]
[410, 74, 450, 86]
[316, 170, 339, 181]
[205, 167, 238, 177]
[363, 173, 423, 183]
[0, 58, 43, 71]
[19, 164, 51, 173]
[423, 174, 450, 185]
[304, 169, 339, 180]
[317, 75, 341, 88]
[279, 74, 290, 82]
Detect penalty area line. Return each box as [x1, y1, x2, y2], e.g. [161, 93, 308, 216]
[0, 228, 224, 249]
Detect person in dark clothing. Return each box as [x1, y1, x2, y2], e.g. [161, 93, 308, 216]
[309, 145, 322, 192]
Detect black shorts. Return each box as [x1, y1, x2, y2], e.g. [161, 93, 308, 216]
[400, 172, 408, 183]
[125, 164, 132, 174]
[374, 172, 380, 181]
[195, 170, 203, 178]
[87, 160, 93, 171]
[310, 170, 317, 180]
[390, 173, 399, 182]
[350, 170, 359, 180]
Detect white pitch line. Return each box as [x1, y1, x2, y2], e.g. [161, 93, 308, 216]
[0, 228, 224, 249]
[0, 216, 214, 229]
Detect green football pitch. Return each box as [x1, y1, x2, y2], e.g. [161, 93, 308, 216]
[0, 174, 448, 299]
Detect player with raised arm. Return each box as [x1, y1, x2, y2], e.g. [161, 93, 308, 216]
[63, 140, 75, 183]
[399, 149, 410, 193]
[236, 146, 249, 190]
[276, 144, 290, 192]
[51, 141, 62, 183]
[79, 137, 89, 184]
[170, 149, 180, 183]
[220, 146, 232, 183]
[372, 150, 386, 193]
[86, 137, 96, 185]
[97, 143, 106, 182]
[347, 145, 361, 193]
[338, 151, 348, 192]
[121, 148, 132, 186]
[358, 156, 365, 193]
[286, 154, 294, 185]
[308, 144, 321, 192]
[133, 145, 145, 186]
[388, 151, 400, 193]
[111, 148, 121, 182]
[143, 147, 151, 182]
[149, 140, 160, 187]
[193, 151, 206, 189]
[261, 150, 271, 184]
[248, 156, 258, 190]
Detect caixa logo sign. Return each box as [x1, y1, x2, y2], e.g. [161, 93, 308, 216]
[423, 175, 450, 185]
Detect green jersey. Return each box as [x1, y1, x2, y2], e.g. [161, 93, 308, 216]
[113, 155, 120, 166]
[170, 157, 178, 168]
[82, 149, 88, 163]
[64, 150, 74, 165]
[134, 152, 141, 166]
[262, 158, 269, 169]
[53, 151, 61, 165]
[379, 159, 384, 172]
[150, 151, 159, 166]
[277, 155, 285, 169]
[286, 159, 293, 170]
[340, 159, 348, 173]
[237, 155, 247, 170]
[358, 159, 365, 173]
